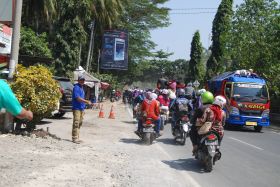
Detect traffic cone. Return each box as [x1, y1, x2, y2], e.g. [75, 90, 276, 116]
[98, 104, 105, 118]
[108, 105, 115, 119]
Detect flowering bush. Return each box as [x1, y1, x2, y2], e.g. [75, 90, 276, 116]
[10, 65, 61, 127]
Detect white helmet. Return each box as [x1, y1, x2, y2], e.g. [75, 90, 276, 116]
[162, 89, 169, 95]
[197, 89, 206, 96]
[151, 93, 158, 100]
[213, 95, 226, 108]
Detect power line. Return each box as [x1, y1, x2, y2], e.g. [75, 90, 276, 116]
[170, 12, 216, 15]
[170, 8, 217, 10]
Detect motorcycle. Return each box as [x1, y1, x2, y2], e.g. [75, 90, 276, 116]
[173, 112, 191, 145]
[160, 106, 169, 131]
[138, 118, 156, 145]
[195, 131, 222, 172]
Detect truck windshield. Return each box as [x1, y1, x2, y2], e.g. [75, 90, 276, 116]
[232, 83, 268, 104]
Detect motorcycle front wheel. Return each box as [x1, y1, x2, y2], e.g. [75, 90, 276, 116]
[180, 131, 186, 145]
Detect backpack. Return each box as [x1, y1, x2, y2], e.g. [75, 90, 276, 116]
[176, 98, 189, 112]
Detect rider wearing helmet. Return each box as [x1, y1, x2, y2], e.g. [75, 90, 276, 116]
[157, 89, 170, 107]
[170, 88, 191, 135]
[190, 91, 214, 154]
[137, 92, 162, 137]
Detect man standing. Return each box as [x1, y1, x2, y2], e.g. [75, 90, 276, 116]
[72, 75, 92, 144]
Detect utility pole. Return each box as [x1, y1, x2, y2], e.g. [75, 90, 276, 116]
[77, 43, 82, 68]
[4, 0, 23, 132]
[97, 49, 100, 74]
[86, 20, 95, 72]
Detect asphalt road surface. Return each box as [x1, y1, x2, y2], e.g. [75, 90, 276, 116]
[128, 104, 280, 187]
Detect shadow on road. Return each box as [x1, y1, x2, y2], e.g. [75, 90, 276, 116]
[121, 120, 137, 124]
[156, 138, 182, 146]
[119, 138, 142, 145]
[36, 120, 52, 125]
[225, 126, 264, 133]
[162, 158, 206, 173]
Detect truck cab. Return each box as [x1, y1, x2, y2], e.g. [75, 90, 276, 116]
[207, 70, 270, 132]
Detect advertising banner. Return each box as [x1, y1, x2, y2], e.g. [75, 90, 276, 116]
[101, 30, 128, 70]
[0, 24, 12, 54]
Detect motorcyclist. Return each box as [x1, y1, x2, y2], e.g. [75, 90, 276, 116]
[141, 92, 161, 137]
[190, 91, 214, 154]
[170, 88, 191, 135]
[157, 89, 170, 107]
[193, 89, 206, 110]
[185, 82, 195, 100]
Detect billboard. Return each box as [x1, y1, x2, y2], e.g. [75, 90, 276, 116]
[101, 30, 128, 70]
[0, 0, 14, 24]
[0, 24, 12, 54]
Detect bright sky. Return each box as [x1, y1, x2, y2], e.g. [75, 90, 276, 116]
[150, 0, 277, 61]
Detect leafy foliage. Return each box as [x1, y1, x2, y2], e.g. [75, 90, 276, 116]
[206, 0, 233, 79]
[10, 65, 61, 126]
[229, 0, 280, 93]
[189, 31, 203, 82]
[20, 27, 52, 58]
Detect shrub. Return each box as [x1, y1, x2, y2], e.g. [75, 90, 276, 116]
[10, 65, 61, 128]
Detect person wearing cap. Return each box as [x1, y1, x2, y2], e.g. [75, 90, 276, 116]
[0, 79, 33, 121]
[72, 75, 92, 144]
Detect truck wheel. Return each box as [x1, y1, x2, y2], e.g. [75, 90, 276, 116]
[254, 126, 263, 132]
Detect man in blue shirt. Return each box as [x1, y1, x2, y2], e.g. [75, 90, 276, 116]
[72, 75, 92, 144]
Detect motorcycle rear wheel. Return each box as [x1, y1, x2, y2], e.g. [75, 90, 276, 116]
[205, 156, 213, 172]
[143, 133, 152, 145]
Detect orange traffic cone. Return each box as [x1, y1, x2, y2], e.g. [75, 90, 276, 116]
[98, 104, 105, 118]
[108, 105, 115, 119]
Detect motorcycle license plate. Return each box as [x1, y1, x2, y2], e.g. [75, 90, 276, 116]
[205, 140, 218, 146]
[246, 121, 257, 126]
[161, 115, 166, 121]
[143, 128, 154, 133]
[182, 124, 189, 132]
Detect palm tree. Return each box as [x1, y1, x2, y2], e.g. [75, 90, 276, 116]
[22, 0, 57, 32]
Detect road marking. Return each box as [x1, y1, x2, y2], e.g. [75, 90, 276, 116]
[228, 137, 264, 151]
[125, 103, 201, 186]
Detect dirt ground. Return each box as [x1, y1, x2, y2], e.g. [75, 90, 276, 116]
[0, 101, 198, 187]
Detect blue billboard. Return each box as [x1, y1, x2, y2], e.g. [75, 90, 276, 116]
[101, 30, 128, 70]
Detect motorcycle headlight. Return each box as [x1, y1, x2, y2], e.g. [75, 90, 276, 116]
[230, 107, 239, 115]
[262, 109, 270, 118]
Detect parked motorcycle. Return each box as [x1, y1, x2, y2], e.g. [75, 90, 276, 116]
[173, 112, 191, 145]
[160, 106, 169, 131]
[194, 131, 222, 172]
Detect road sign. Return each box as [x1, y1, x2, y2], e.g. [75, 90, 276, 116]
[193, 80, 200, 88]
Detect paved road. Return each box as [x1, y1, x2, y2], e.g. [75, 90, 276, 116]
[126, 104, 280, 187]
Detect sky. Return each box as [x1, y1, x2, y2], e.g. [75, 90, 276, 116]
[150, 0, 246, 60]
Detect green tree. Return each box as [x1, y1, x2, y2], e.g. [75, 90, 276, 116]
[51, 0, 92, 77]
[20, 27, 52, 59]
[206, 0, 233, 79]
[22, 0, 56, 32]
[229, 0, 280, 92]
[96, 0, 170, 84]
[189, 31, 203, 82]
